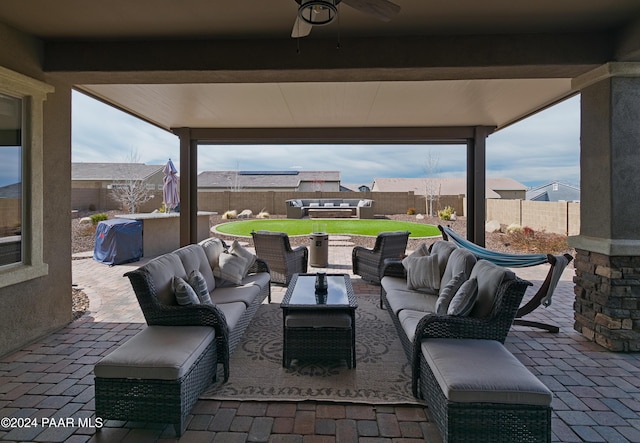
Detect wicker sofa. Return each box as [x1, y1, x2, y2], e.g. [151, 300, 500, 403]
[123, 238, 271, 381]
[94, 238, 271, 434]
[380, 240, 553, 442]
[285, 198, 374, 219]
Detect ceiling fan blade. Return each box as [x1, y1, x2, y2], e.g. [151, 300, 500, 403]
[291, 16, 313, 38]
[342, 0, 401, 22]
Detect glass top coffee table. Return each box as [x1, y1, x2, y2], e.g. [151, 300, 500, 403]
[280, 273, 358, 368]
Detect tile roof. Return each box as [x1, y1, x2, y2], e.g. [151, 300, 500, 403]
[198, 171, 340, 188]
[72, 163, 164, 181]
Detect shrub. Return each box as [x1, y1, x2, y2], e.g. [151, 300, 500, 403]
[256, 210, 270, 219]
[88, 204, 96, 211]
[222, 210, 238, 219]
[505, 227, 569, 255]
[506, 223, 523, 234]
[407, 207, 416, 215]
[438, 206, 454, 221]
[90, 213, 108, 225]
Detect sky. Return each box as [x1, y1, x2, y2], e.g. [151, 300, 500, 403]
[66, 91, 581, 189]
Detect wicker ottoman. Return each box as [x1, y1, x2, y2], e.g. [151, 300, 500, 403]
[94, 325, 217, 436]
[419, 339, 553, 443]
[283, 311, 354, 368]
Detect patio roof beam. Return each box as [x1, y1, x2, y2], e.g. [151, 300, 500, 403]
[173, 125, 494, 246]
[185, 126, 477, 145]
[44, 33, 612, 81]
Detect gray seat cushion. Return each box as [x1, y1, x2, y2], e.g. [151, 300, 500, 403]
[398, 309, 428, 342]
[469, 260, 516, 318]
[430, 241, 458, 278]
[440, 248, 476, 289]
[240, 272, 271, 292]
[215, 301, 246, 331]
[382, 276, 437, 315]
[421, 338, 553, 406]
[94, 325, 215, 380]
[174, 244, 216, 293]
[210, 283, 261, 308]
[139, 253, 188, 306]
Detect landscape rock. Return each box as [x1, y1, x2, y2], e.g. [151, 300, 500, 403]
[238, 209, 253, 219]
[485, 220, 501, 233]
[79, 217, 92, 225]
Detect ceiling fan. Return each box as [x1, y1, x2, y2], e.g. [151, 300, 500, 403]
[292, 0, 401, 38]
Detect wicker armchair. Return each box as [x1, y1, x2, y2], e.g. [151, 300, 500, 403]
[251, 231, 308, 285]
[352, 231, 410, 284]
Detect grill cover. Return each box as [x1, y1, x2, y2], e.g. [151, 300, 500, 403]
[93, 219, 142, 265]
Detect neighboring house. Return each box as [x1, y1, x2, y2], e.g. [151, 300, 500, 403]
[340, 183, 371, 192]
[198, 170, 340, 192]
[527, 181, 580, 202]
[72, 162, 165, 210]
[371, 177, 527, 199]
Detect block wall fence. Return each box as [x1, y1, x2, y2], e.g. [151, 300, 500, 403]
[69, 188, 580, 235]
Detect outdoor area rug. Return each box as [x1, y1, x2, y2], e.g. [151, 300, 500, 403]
[202, 295, 423, 405]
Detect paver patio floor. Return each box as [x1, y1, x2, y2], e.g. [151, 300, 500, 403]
[1, 241, 639, 442]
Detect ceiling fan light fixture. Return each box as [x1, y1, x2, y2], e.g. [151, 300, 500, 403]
[298, 0, 338, 26]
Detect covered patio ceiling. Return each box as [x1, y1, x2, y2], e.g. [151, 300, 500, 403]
[3, 0, 640, 131]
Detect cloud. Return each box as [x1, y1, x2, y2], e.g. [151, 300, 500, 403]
[72, 92, 580, 189]
[72, 91, 179, 167]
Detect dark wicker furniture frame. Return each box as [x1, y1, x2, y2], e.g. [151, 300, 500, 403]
[281, 273, 357, 368]
[352, 231, 410, 285]
[124, 257, 271, 382]
[419, 352, 552, 443]
[95, 338, 217, 437]
[380, 260, 532, 368]
[252, 231, 308, 285]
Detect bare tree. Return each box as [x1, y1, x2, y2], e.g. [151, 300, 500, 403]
[109, 150, 155, 213]
[424, 149, 441, 216]
[227, 162, 243, 191]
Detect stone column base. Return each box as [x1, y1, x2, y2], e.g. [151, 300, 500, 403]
[573, 248, 640, 351]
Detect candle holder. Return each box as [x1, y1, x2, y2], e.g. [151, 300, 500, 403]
[315, 272, 328, 295]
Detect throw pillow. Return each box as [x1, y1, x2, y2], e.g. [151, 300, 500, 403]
[172, 276, 201, 306]
[447, 277, 479, 316]
[407, 243, 429, 259]
[213, 251, 248, 285]
[188, 269, 212, 305]
[199, 237, 226, 270]
[402, 254, 441, 292]
[435, 271, 467, 314]
[229, 240, 256, 276]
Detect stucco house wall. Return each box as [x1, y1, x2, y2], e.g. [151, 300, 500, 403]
[0, 23, 72, 357]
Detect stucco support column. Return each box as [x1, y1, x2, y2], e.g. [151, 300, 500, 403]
[174, 128, 198, 246]
[569, 63, 640, 351]
[466, 127, 491, 247]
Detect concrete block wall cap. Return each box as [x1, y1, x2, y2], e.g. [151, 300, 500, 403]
[569, 235, 640, 256]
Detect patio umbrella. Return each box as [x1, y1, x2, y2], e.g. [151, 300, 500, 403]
[162, 159, 179, 212]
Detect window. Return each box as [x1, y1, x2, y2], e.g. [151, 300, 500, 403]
[0, 93, 22, 266]
[0, 67, 53, 288]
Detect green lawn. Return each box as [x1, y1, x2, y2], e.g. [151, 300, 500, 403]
[214, 219, 440, 238]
